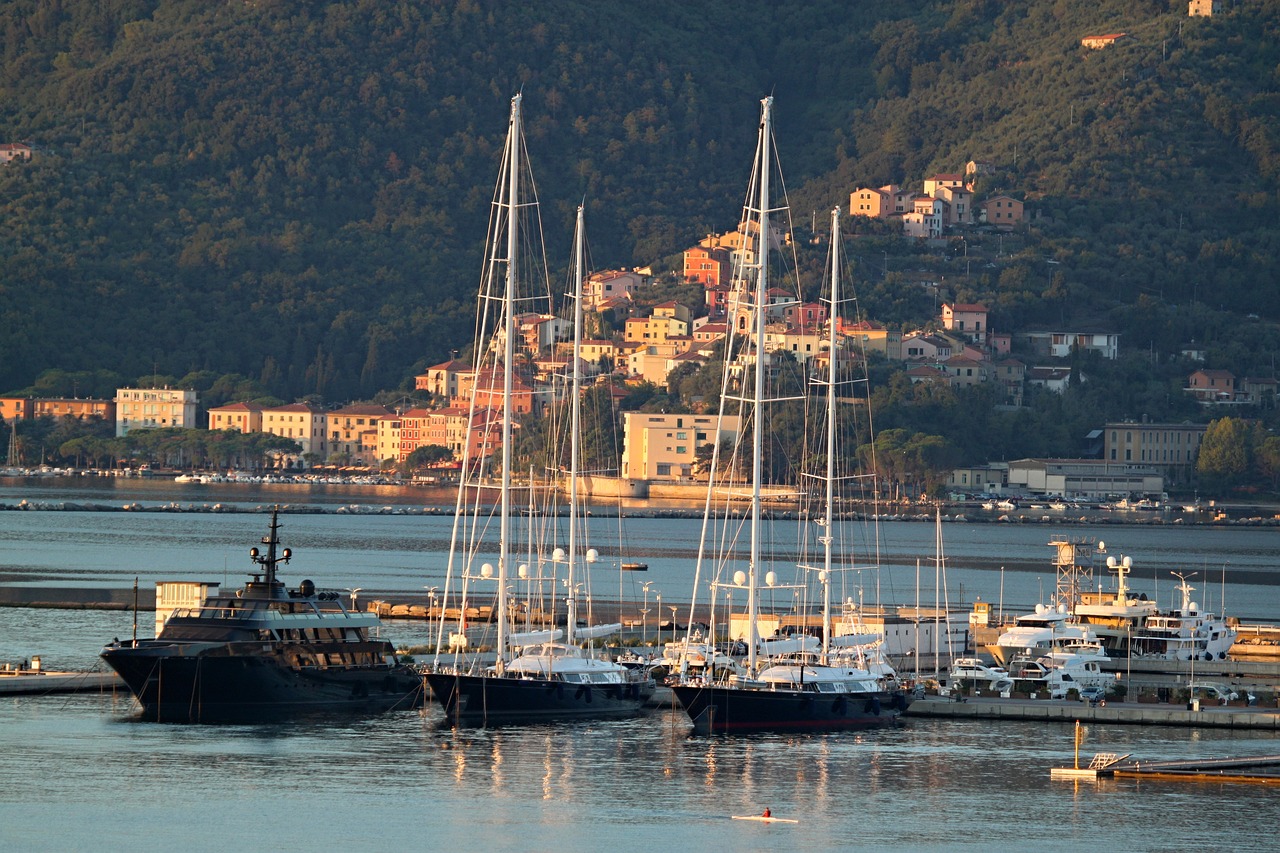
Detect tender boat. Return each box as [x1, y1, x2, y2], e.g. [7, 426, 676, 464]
[0, 656, 122, 695]
[100, 508, 425, 722]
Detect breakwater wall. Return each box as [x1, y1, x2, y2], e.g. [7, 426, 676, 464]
[3, 497, 1280, 527]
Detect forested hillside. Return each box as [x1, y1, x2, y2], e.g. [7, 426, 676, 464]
[2, 0, 1279, 407]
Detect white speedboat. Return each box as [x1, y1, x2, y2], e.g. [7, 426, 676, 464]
[1008, 646, 1112, 698]
[948, 657, 1013, 691]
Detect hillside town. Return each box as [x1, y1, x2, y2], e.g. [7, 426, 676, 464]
[1, 149, 1271, 502]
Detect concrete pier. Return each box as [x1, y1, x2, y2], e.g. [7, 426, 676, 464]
[0, 669, 124, 695]
[906, 693, 1280, 730]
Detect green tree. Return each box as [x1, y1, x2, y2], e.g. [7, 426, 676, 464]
[401, 444, 453, 475]
[1196, 417, 1263, 493]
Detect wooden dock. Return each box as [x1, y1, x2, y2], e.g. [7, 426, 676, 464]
[1054, 753, 1280, 785]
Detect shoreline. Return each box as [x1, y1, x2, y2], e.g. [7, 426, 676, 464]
[3, 496, 1280, 528]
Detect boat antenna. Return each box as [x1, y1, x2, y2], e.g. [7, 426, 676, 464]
[132, 576, 138, 645]
[248, 506, 291, 588]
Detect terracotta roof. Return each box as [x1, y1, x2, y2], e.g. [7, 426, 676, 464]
[265, 402, 323, 413]
[425, 358, 471, 372]
[329, 404, 392, 417]
[208, 401, 264, 412]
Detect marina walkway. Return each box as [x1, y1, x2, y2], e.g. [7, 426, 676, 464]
[907, 694, 1280, 730]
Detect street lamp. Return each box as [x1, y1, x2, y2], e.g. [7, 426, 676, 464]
[641, 581, 653, 650]
[424, 585, 439, 617]
[345, 587, 362, 611]
[655, 593, 662, 637]
[724, 590, 732, 645]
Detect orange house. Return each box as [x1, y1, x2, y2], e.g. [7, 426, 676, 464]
[0, 397, 34, 421]
[683, 245, 731, 287]
[34, 398, 116, 420]
[981, 196, 1024, 229]
[1081, 33, 1127, 49]
[457, 369, 535, 415]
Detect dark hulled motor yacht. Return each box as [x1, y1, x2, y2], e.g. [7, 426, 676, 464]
[101, 508, 424, 722]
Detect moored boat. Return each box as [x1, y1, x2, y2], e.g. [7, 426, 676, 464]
[948, 657, 1013, 692]
[669, 104, 909, 733]
[100, 508, 425, 722]
[0, 657, 123, 695]
[422, 103, 651, 724]
[988, 602, 1096, 667]
[1130, 572, 1236, 661]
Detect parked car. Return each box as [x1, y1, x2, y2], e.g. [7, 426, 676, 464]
[1079, 686, 1106, 706]
[1189, 682, 1238, 704]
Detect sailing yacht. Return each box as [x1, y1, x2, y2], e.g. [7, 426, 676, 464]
[669, 98, 910, 733]
[423, 100, 650, 724]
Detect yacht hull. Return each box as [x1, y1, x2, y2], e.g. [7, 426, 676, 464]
[670, 684, 909, 734]
[424, 671, 651, 726]
[101, 642, 425, 723]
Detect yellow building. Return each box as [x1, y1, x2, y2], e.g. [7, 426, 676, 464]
[621, 412, 741, 481]
[207, 401, 264, 433]
[1103, 421, 1207, 486]
[622, 307, 691, 343]
[376, 415, 402, 466]
[115, 387, 199, 436]
[325, 404, 391, 466]
[840, 320, 902, 360]
[261, 403, 327, 463]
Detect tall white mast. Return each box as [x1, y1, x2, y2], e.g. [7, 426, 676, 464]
[495, 93, 522, 674]
[820, 207, 842, 663]
[564, 204, 586, 649]
[746, 96, 773, 674]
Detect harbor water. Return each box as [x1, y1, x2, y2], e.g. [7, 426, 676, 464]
[2, 478, 1280, 851]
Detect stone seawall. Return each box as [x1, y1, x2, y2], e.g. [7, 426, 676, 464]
[0, 586, 157, 610]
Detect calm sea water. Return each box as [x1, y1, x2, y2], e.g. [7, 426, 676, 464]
[1, 475, 1277, 621]
[2, 479, 1280, 852]
[2, 614, 1279, 853]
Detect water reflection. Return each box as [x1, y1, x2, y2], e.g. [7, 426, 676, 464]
[3, 687, 1280, 852]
